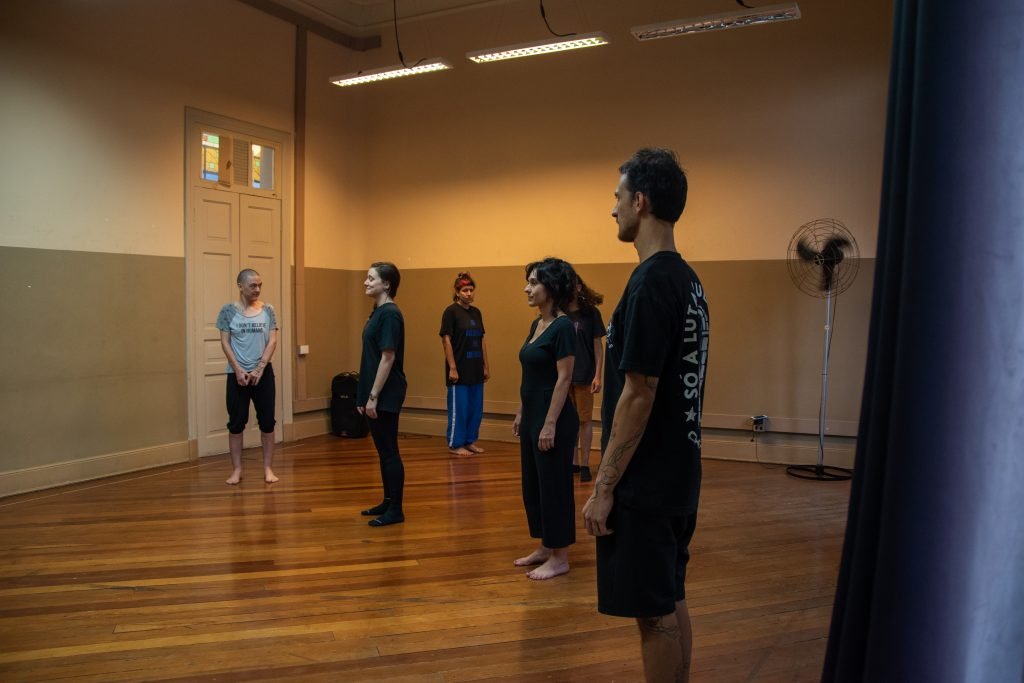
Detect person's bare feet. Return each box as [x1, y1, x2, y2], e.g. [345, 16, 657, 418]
[226, 469, 242, 485]
[467, 444, 485, 454]
[513, 548, 551, 567]
[449, 447, 472, 456]
[526, 556, 570, 580]
[264, 468, 279, 484]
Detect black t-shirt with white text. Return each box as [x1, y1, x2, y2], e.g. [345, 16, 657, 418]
[439, 303, 486, 385]
[601, 252, 710, 515]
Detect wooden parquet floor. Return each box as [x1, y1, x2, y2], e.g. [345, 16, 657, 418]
[0, 435, 851, 682]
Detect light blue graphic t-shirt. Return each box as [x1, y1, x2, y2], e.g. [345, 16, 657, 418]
[216, 303, 278, 372]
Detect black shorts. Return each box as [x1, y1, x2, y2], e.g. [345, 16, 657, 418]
[596, 504, 698, 618]
[225, 363, 276, 434]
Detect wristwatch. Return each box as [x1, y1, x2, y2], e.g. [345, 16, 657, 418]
[369, 392, 379, 401]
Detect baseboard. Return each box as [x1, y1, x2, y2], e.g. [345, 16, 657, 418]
[398, 411, 518, 444]
[700, 430, 856, 468]
[398, 411, 856, 467]
[266, 408, 858, 470]
[290, 413, 332, 441]
[0, 441, 191, 499]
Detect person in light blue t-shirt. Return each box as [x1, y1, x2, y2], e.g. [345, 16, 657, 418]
[216, 268, 279, 485]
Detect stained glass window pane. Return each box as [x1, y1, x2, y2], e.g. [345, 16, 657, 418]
[201, 132, 219, 182]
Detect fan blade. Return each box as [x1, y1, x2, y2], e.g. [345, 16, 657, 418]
[819, 237, 851, 266]
[796, 238, 819, 262]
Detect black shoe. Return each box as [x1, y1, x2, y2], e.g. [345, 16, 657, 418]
[572, 465, 581, 474]
[580, 467, 592, 482]
[368, 511, 405, 527]
[361, 499, 390, 516]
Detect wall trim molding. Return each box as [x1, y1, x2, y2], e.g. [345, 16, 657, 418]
[300, 397, 858, 438]
[293, 408, 858, 468]
[291, 414, 332, 441]
[0, 442, 191, 499]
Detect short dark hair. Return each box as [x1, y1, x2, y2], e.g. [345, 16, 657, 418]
[619, 148, 688, 224]
[525, 257, 576, 316]
[236, 268, 260, 284]
[452, 271, 476, 302]
[371, 261, 401, 298]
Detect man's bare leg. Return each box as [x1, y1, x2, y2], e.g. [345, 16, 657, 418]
[226, 433, 243, 485]
[578, 421, 594, 466]
[637, 610, 687, 683]
[675, 599, 692, 680]
[261, 431, 278, 483]
[526, 546, 569, 580]
[578, 420, 594, 480]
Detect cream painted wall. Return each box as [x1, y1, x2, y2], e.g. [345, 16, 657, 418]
[317, 0, 890, 268]
[0, 0, 294, 257]
[303, 34, 372, 270]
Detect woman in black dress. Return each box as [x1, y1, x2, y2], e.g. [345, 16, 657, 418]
[512, 258, 578, 580]
[357, 262, 408, 527]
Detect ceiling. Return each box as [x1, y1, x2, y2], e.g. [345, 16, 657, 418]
[272, 0, 520, 32]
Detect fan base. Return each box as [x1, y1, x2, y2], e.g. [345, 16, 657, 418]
[785, 464, 852, 481]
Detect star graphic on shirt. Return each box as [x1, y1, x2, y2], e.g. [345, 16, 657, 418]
[685, 407, 697, 422]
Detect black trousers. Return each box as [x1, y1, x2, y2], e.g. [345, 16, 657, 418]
[520, 411, 577, 548]
[225, 364, 276, 434]
[368, 410, 404, 512]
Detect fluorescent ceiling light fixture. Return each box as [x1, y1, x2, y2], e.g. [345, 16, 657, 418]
[330, 58, 452, 87]
[631, 3, 800, 41]
[467, 32, 609, 64]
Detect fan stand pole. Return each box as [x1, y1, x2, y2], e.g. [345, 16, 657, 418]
[787, 286, 853, 482]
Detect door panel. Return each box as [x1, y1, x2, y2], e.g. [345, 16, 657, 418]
[239, 194, 283, 448]
[188, 122, 285, 461]
[194, 188, 238, 457]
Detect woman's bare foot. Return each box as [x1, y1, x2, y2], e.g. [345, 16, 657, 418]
[513, 548, 551, 567]
[449, 447, 472, 456]
[526, 556, 570, 580]
[467, 443, 485, 454]
[226, 469, 242, 485]
[264, 468, 279, 484]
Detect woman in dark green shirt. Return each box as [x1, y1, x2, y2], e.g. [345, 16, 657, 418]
[512, 258, 578, 580]
[357, 262, 408, 527]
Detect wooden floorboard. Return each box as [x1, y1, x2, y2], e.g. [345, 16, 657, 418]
[0, 434, 850, 682]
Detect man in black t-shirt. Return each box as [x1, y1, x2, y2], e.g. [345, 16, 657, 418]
[583, 148, 709, 683]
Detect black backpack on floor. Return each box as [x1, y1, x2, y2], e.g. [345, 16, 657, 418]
[330, 372, 369, 438]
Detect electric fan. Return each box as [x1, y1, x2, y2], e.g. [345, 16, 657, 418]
[785, 218, 860, 481]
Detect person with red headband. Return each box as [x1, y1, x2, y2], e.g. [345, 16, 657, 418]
[439, 271, 490, 456]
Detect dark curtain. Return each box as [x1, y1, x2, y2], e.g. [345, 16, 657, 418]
[823, 1, 1024, 681]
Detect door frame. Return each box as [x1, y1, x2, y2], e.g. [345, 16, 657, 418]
[184, 107, 294, 456]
